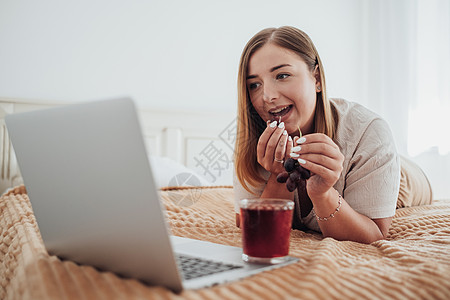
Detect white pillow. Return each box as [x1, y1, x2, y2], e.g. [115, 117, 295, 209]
[148, 156, 211, 189]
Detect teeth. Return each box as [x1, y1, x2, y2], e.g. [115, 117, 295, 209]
[271, 106, 289, 114]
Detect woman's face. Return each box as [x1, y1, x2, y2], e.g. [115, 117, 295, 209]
[246, 43, 319, 136]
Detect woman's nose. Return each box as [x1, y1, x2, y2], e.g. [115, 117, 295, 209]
[262, 82, 278, 103]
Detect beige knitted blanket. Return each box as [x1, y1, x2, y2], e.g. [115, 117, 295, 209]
[1, 186, 450, 299]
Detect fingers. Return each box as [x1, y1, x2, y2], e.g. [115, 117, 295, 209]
[257, 120, 277, 162]
[256, 120, 289, 170]
[272, 125, 288, 162]
[257, 121, 278, 157]
[289, 133, 344, 181]
[293, 133, 339, 151]
[285, 135, 293, 160]
[291, 133, 341, 160]
[298, 154, 342, 175]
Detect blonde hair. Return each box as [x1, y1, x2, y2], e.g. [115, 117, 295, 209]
[234, 26, 336, 193]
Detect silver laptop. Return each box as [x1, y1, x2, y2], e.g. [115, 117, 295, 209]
[5, 97, 298, 292]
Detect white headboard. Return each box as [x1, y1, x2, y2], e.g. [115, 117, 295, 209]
[0, 98, 236, 193]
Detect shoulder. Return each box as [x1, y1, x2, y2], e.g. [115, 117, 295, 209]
[331, 98, 383, 134]
[330, 98, 393, 151]
[330, 99, 400, 218]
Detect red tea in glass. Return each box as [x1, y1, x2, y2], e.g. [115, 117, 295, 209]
[239, 199, 294, 264]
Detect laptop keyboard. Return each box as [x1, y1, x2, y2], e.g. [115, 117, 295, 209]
[176, 254, 243, 281]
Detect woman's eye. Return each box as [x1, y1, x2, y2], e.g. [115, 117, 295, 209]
[248, 82, 260, 90]
[277, 74, 290, 80]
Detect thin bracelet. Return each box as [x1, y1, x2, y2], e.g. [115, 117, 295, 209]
[312, 194, 342, 222]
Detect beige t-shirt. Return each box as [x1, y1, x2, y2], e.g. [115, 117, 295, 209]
[233, 98, 401, 232]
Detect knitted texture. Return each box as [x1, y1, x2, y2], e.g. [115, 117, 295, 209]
[1, 186, 450, 299]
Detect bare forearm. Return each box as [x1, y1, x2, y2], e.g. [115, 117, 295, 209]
[312, 189, 387, 244]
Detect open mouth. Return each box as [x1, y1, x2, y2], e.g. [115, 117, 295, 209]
[269, 105, 292, 119]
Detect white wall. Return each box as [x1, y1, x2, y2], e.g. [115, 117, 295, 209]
[3, 0, 447, 198]
[0, 0, 364, 113]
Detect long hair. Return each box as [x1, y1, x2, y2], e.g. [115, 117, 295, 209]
[234, 26, 336, 193]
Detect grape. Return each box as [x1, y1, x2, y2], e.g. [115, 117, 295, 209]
[286, 178, 297, 192]
[276, 172, 289, 183]
[281, 158, 310, 192]
[299, 166, 311, 179]
[284, 158, 297, 172]
[289, 169, 301, 182]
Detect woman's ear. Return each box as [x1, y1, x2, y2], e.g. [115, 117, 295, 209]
[313, 65, 320, 83]
[314, 65, 321, 92]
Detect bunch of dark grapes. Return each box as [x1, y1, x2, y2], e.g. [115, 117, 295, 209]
[276, 158, 311, 192]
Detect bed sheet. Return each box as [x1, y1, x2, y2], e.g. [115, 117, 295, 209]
[1, 186, 449, 299]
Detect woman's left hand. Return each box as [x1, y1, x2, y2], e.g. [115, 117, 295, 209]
[291, 133, 344, 199]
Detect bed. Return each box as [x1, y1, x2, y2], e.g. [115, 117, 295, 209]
[1, 98, 450, 299]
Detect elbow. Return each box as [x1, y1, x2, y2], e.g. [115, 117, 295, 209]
[366, 233, 386, 244]
[322, 230, 386, 244]
[360, 229, 388, 244]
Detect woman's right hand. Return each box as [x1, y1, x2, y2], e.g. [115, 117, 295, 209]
[256, 120, 293, 174]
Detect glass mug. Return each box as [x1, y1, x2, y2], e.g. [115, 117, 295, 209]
[239, 198, 294, 264]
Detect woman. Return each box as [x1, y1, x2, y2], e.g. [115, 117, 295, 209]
[233, 26, 400, 244]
